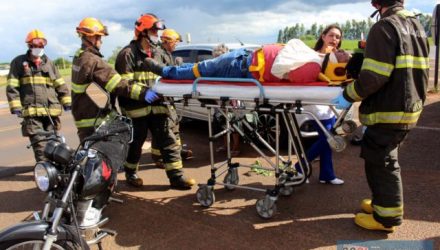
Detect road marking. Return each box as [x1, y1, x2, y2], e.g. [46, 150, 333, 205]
[253, 220, 293, 229]
[414, 126, 440, 132]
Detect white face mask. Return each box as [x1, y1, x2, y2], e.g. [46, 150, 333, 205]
[149, 35, 160, 44]
[31, 48, 44, 57]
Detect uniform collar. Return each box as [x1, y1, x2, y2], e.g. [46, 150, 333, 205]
[81, 44, 104, 58]
[381, 5, 404, 19]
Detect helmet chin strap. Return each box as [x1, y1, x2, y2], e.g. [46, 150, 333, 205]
[83, 36, 101, 51]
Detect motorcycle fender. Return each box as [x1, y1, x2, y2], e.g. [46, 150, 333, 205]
[0, 220, 81, 246]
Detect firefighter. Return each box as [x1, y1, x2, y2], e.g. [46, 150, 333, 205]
[115, 14, 196, 189]
[150, 28, 193, 169]
[332, 0, 429, 231]
[6, 29, 71, 162]
[71, 17, 158, 142]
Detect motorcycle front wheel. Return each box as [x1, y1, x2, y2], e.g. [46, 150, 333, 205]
[4, 239, 78, 250]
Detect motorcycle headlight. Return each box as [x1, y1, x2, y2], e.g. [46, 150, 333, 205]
[34, 162, 59, 192]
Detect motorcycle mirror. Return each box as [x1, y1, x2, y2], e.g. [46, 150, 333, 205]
[85, 83, 111, 110]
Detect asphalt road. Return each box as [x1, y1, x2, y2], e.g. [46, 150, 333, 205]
[0, 60, 439, 249]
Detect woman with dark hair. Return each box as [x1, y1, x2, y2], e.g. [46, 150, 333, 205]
[314, 24, 343, 53]
[296, 24, 347, 185]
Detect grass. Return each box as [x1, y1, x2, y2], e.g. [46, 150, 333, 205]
[58, 67, 71, 77]
[0, 75, 6, 87]
[302, 39, 359, 51]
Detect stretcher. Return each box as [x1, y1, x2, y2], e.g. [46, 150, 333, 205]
[153, 77, 356, 218]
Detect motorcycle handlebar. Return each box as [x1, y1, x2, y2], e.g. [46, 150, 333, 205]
[83, 127, 130, 143]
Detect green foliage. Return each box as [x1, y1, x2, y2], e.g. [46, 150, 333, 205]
[277, 13, 432, 43]
[107, 46, 122, 65]
[53, 57, 72, 70]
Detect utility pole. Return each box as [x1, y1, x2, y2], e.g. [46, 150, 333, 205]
[433, 4, 440, 91]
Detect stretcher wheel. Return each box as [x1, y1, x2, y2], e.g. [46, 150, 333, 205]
[256, 197, 277, 219]
[279, 186, 294, 197]
[341, 120, 357, 134]
[329, 135, 347, 152]
[223, 168, 239, 191]
[196, 185, 215, 207]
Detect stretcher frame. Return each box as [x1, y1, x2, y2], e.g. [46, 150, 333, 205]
[154, 77, 356, 218]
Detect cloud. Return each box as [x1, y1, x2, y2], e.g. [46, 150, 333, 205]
[0, 0, 434, 62]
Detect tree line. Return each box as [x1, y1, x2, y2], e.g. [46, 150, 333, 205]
[277, 14, 433, 43]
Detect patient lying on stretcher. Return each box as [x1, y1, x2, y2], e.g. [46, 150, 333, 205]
[160, 39, 351, 84]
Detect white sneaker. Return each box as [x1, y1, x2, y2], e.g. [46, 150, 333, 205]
[319, 178, 344, 185]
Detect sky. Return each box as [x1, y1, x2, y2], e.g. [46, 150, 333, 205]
[0, 0, 437, 63]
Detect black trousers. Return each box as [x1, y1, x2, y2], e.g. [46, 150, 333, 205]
[125, 114, 182, 176]
[21, 116, 61, 162]
[361, 126, 408, 227]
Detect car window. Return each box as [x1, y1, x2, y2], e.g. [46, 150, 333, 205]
[172, 50, 193, 63]
[196, 50, 213, 62]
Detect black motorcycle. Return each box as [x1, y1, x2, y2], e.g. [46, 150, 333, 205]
[0, 86, 133, 250]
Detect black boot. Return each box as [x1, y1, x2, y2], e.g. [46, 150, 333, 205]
[124, 167, 143, 187]
[166, 169, 196, 190]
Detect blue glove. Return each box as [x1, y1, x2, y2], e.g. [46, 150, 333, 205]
[63, 105, 71, 112]
[145, 89, 159, 104]
[11, 110, 22, 117]
[331, 93, 352, 110]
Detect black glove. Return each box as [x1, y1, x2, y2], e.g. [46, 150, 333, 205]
[63, 105, 72, 112]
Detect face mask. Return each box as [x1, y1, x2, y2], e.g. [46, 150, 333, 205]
[31, 48, 44, 57]
[149, 35, 160, 45]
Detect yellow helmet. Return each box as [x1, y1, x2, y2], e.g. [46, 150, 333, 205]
[25, 29, 47, 46]
[160, 29, 182, 42]
[76, 17, 108, 37]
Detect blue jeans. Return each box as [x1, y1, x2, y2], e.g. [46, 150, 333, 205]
[296, 117, 336, 181]
[163, 48, 254, 79]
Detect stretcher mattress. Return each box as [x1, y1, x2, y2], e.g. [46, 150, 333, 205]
[153, 78, 344, 104]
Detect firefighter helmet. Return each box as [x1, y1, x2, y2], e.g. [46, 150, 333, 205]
[25, 29, 47, 46]
[160, 29, 182, 42]
[134, 13, 165, 38]
[371, 0, 403, 6]
[76, 17, 108, 37]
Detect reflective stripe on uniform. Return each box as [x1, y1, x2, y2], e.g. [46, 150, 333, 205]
[121, 73, 134, 81]
[361, 58, 394, 77]
[134, 71, 158, 81]
[152, 106, 170, 114]
[395, 55, 429, 69]
[396, 9, 415, 18]
[346, 82, 363, 101]
[374, 204, 403, 217]
[74, 117, 104, 128]
[53, 78, 66, 88]
[192, 64, 201, 78]
[123, 162, 138, 170]
[71, 82, 89, 93]
[9, 100, 22, 109]
[360, 110, 422, 125]
[176, 138, 181, 146]
[164, 161, 183, 171]
[151, 147, 161, 156]
[248, 48, 265, 82]
[125, 106, 152, 118]
[7, 78, 20, 88]
[21, 76, 53, 86]
[130, 82, 144, 100]
[60, 96, 72, 105]
[22, 107, 62, 117]
[105, 74, 122, 93]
